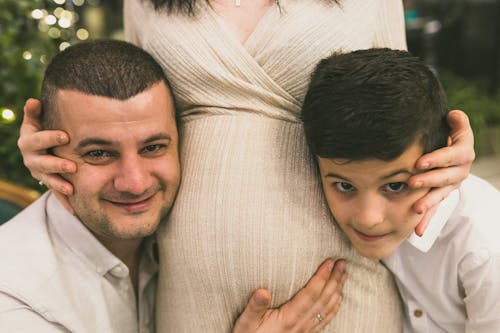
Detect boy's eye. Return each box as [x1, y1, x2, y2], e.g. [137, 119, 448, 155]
[334, 182, 355, 192]
[383, 182, 408, 193]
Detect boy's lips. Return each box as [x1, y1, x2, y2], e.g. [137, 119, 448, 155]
[354, 229, 390, 242]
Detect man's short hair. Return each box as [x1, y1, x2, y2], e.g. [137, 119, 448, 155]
[302, 48, 450, 161]
[40, 39, 172, 129]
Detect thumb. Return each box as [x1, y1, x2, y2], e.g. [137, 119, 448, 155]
[447, 110, 473, 142]
[233, 289, 272, 333]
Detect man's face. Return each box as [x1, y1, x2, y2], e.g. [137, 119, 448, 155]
[317, 142, 429, 259]
[54, 82, 180, 244]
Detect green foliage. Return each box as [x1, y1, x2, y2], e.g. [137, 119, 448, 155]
[439, 69, 500, 156]
[439, 69, 500, 130]
[0, 0, 57, 189]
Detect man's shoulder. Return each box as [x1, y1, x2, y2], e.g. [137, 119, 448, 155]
[0, 192, 56, 259]
[0, 193, 61, 302]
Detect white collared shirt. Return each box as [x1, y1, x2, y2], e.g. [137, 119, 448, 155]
[0, 193, 158, 333]
[383, 175, 500, 333]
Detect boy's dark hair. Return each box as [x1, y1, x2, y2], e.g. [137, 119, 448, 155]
[40, 39, 173, 129]
[302, 48, 449, 161]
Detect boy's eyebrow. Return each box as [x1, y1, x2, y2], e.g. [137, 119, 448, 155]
[324, 169, 414, 181]
[324, 173, 351, 181]
[381, 169, 414, 180]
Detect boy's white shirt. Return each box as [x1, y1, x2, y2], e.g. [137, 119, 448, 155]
[382, 175, 500, 333]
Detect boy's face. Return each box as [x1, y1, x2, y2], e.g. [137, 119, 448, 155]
[317, 141, 429, 259]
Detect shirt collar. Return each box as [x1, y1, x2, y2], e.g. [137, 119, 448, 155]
[405, 189, 460, 252]
[46, 192, 124, 276]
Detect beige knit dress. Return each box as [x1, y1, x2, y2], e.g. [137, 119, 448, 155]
[125, 0, 405, 331]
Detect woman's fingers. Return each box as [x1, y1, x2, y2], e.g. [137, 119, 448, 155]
[233, 289, 272, 332]
[17, 98, 76, 196]
[279, 258, 346, 331]
[280, 259, 336, 316]
[415, 110, 474, 171]
[21, 98, 42, 132]
[35, 170, 74, 196]
[18, 130, 69, 153]
[232, 259, 347, 333]
[413, 204, 438, 236]
[412, 184, 455, 214]
[409, 165, 465, 190]
[309, 260, 347, 332]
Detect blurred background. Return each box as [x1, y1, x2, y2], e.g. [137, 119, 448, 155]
[1, 0, 499, 193]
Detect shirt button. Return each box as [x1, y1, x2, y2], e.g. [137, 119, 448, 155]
[111, 265, 128, 277]
[414, 309, 423, 318]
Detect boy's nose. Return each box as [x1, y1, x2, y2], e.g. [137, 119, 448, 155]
[355, 198, 385, 229]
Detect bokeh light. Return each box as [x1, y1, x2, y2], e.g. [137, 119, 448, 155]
[31, 9, 44, 19]
[76, 28, 89, 40]
[44, 15, 57, 25]
[1, 108, 16, 124]
[22, 51, 33, 60]
[59, 42, 71, 51]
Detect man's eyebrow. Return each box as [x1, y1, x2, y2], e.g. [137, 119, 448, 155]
[144, 133, 172, 144]
[76, 138, 114, 149]
[76, 133, 172, 149]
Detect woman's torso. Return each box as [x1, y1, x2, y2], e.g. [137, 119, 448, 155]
[125, 0, 405, 331]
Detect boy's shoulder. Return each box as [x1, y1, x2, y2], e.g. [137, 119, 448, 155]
[443, 174, 500, 252]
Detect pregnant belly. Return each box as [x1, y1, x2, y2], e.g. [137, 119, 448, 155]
[155, 115, 401, 332]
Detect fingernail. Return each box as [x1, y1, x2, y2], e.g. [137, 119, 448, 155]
[62, 163, 73, 173]
[57, 134, 67, 144]
[420, 162, 429, 169]
[326, 259, 334, 272]
[60, 187, 69, 196]
[413, 181, 423, 188]
[337, 260, 346, 273]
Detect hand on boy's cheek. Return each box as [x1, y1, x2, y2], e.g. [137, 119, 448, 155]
[414, 205, 438, 237]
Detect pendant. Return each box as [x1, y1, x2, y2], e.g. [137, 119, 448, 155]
[235, 0, 241, 6]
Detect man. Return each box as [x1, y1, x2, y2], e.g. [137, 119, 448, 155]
[0, 40, 345, 333]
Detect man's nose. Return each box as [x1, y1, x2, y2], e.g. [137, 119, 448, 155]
[113, 154, 152, 195]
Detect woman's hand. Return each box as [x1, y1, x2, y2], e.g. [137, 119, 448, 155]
[409, 110, 475, 236]
[18, 98, 76, 213]
[233, 259, 347, 333]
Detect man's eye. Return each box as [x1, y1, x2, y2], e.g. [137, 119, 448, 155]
[82, 150, 116, 164]
[86, 150, 112, 159]
[334, 182, 355, 192]
[383, 182, 407, 193]
[141, 144, 166, 155]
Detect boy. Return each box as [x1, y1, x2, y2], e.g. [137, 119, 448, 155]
[302, 48, 500, 332]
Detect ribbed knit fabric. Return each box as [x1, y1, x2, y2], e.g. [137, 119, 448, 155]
[124, 1, 406, 331]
